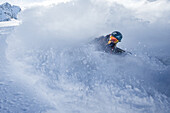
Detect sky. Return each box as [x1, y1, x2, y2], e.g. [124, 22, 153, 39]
[0, 0, 70, 8]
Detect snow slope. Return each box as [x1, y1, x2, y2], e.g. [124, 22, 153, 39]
[0, 0, 170, 113]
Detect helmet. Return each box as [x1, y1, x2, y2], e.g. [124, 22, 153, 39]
[111, 31, 123, 42]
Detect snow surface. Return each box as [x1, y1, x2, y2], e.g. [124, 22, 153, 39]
[0, 19, 21, 27]
[0, 0, 170, 113]
[0, 2, 21, 22]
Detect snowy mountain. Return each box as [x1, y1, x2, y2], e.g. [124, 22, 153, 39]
[0, 2, 21, 22]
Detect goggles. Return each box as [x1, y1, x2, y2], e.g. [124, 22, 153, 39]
[108, 35, 119, 44]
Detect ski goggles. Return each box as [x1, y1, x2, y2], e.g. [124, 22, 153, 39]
[108, 35, 119, 44]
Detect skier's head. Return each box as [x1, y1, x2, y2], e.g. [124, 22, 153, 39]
[108, 31, 123, 45]
[111, 31, 123, 42]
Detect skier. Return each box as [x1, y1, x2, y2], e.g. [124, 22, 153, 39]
[94, 31, 129, 55]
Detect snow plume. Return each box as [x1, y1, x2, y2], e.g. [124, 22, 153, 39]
[107, 0, 170, 23]
[8, 0, 111, 49]
[8, 0, 170, 54]
[5, 0, 170, 113]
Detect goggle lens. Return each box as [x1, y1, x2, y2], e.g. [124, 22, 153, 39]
[108, 35, 119, 44]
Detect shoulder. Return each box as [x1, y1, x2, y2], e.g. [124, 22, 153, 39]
[105, 34, 110, 38]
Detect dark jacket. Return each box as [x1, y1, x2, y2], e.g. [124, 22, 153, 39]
[93, 35, 126, 54]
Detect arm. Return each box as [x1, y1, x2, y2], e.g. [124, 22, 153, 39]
[114, 47, 132, 55]
[115, 47, 126, 53]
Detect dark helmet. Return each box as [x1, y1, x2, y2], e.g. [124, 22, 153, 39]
[111, 31, 123, 42]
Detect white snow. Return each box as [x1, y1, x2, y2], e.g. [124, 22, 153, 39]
[0, 0, 170, 113]
[0, 19, 21, 27]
